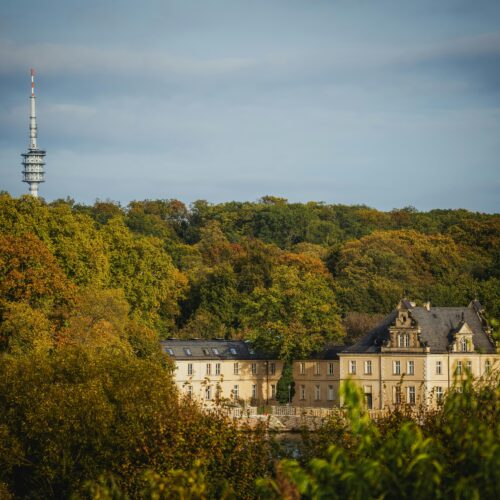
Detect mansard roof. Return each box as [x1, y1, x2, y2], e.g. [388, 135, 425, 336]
[160, 339, 274, 360]
[343, 302, 496, 354]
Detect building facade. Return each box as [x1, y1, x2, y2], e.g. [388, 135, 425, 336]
[161, 301, 498, 409]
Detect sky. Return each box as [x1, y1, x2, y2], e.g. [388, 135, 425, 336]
[0, 0, 499, 212]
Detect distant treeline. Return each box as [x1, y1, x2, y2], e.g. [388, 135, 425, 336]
[0, 193, 498, 360]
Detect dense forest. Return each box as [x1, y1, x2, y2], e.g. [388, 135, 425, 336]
[0, 192, 499, 498]
[0, 192, 498, 359]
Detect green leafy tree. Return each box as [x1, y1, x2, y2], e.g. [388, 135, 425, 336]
[276, 362, 296, 404]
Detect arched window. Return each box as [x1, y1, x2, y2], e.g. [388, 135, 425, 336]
[460, 337, 468, 352]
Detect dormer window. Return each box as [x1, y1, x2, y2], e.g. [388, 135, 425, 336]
[184, 348, 192, 356]
[229, 347, 237, 355]
[460, 337, 468, 352]
[202, 348, 210, 356]
[165, 348, 174, 356]
[398, 333, 410, 348]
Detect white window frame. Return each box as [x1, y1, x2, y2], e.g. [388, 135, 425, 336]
[205, 386, 212, 400]
[436, 360, 442, 375]
[314, 385, 321, 401]
[269, 362, 276, 375]
[300, 385, 306, 400]
[328, 362, 334, 375]
[393, 360, 401, 375]
[485, 360, 491, 373]
[299, 362, 306, 375]
[435, 386, 443, 403]
[187, 363, 193, 376]
[460, 337, 467, 352]
[252, 384, 257, 399]
[393, 386, 401, 404]
[456, 361, 462, 375]
[206, 363, 211, 375]
[407, 386, 416, 405]
[407, 360, 414, 375]
[234, 362, 239, 375]
[349, 360, 356, 375]
[271, 384, 276, 399]
[314, 362, 321, 375]
[251, 362, 257, 375]
[327, 385, 334, 401]
[233, 385, 239, 399]
[215, 363, 221, 375]
[364, 360, 372, 375]
[466, 360, 472, 372]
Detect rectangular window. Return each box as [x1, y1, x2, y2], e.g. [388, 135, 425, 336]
[393, 361, 401, 375]
[251, 363, 257, 375]
[393, 386, 401, 404]
[436, 386, 443, 403]
[436, 361, 442, 375]
[271, 384, 276, 399]
[215, 363, 221, 375]
[234, 362, 239, 375]
[314, 362, 321, 375]
[349, 360, 357, 375]
[407, 360, 414, 375]
[233, 385, 239, 399]
[187, 363, 193, 376]
[315, 385, 321, 401]
[187, 385, 193, 398]
[300, 385, 306, 400]
[206, 363, 211, 375]
[252, 384, 257, 399]
[485, 360, 491, 373]
[205, 386, 212, 400]
[364, 360, 372, 375]
[269, 362, 276, 375]
[327, 385, 334, 401]
[300, 362, 306, 375]
[466, 360, 472, 372]
[328, 362, 334, 375]
[408, 386, 416, 405]
[456, 361, 462, 375]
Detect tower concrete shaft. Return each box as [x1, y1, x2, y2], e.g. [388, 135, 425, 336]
[22, 69, 45, 197]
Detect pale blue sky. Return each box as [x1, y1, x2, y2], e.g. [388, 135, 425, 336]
[1, 0, 499, 211]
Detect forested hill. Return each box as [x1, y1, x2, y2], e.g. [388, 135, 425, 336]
[0, 193, 498, 360]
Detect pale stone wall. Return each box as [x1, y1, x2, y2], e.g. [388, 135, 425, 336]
[173, 359, 283, 406]
[292, 360, 340, 407]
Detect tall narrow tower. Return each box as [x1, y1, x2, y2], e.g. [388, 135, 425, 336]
[21, 69, 46, 197]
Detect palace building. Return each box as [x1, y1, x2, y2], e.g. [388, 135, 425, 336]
[161, 300, 498, 409]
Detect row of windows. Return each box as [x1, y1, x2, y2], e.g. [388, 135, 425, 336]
[166, 346, 239, 357]
[186, 359, 493, 378]
[298, 362, 335, 376]
[348, 360, 374, 375]
[194, 384, 276, 401]
[299, 384, 335, 401]
[186, 362, 277, 376]
[348, 359, 493, 376]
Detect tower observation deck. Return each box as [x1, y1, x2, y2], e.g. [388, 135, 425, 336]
[21, 69, 46, 197]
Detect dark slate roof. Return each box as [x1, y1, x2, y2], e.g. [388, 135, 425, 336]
[307, 345, 344, 360]
[343, 304, 495, 354]
[160, 339, 274, 360]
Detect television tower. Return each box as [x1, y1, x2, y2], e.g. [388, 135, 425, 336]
[21, 69, 46, 197]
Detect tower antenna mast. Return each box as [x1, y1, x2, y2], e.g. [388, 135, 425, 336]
[21, 68, 46, 197]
